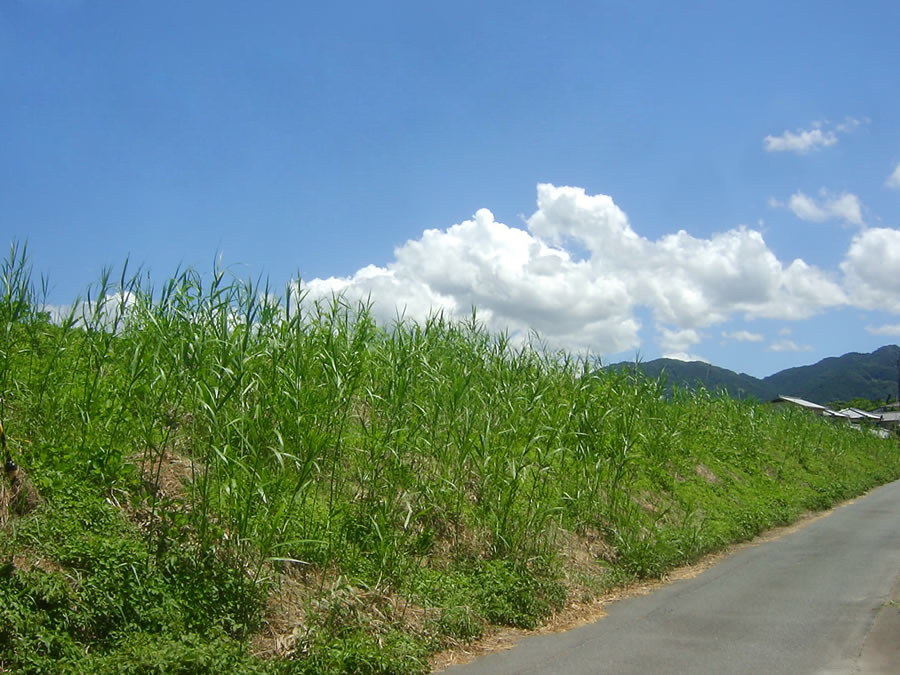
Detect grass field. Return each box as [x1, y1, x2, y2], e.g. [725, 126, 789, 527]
[2, 242, 899, 673]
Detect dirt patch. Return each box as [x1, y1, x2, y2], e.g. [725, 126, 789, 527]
[253, 566, 437, 661]
[10, 550, 67, 576]
[429, 522, 493, 562]
[633, 491, 664, 514]
[1, 467, 42, 528]
[252, 566, 313, 659]
[553, 527, 615, 592]
[131, 450, 201, 501]
[694, 463, 721, 484]
[117, 450, 206, 541]
[430, 507, 839, 672]
[1, 422, 41, 527]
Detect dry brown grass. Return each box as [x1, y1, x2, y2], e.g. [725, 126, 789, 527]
[694, 462, 721, 484]
[10, 550, 67, 578]
[251, 566, 313, 659]
[251, 565, 439, 662]
[131, 449, 201, 501]
[0, 468, 41, 529]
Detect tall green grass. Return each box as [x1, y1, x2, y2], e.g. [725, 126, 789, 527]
[2, 243, 899, 672]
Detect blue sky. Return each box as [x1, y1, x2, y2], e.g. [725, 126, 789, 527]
[3, 0, 900, 378]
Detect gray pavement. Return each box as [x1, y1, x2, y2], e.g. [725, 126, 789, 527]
[446, 480, 900, 674]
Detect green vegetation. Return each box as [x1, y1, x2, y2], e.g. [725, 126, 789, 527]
[825, 398, 886, 412]
[2, 242, 899, 673]
[608, 359, 774, 401]
[615, 344, 900, 405]
[765, 346, 900, 404]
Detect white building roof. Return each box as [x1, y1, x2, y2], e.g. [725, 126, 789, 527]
[773, 395, 829, 411]
[838, 408, 882, 421]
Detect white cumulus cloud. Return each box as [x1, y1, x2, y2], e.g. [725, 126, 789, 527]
[298, 184, 848, 357]
[886, 163, 900, 190]
[866, 324, 900, 336]
[841, 227, 900, 312]
[722, 330, 764, 342]
[663, 352, 710, 363]
[764, 118, 862, 154]
[765, 128, 837, 153]
[42, 291, 139, 332]
[769, 339, 813, 352]
[658, 327, 702, 357]
[827, 193, 864, 225]
[835, 117, 863, 133]
[784, 190, 863, 226]
[788, 192, 828, 222]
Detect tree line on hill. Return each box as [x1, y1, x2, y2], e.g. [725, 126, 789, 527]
[609, 345, 900, 407]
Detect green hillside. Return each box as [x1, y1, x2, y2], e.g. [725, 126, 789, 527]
[3, 245, 900, 672]
[763, 345, 900, 404]
[612, 344, 900, 405]
[611, 359, 774, 401]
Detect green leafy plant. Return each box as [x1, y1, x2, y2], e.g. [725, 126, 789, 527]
[2, 241, 899, 672]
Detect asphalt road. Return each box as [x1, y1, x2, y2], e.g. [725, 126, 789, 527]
[446, 480, 900, 674]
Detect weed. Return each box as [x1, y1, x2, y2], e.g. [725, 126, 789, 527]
[2, 242, 899, 671]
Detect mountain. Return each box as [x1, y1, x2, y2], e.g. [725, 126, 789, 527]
[609, 345, 900, 405]
[612, 359, 775, 401]
[763, 345, 900, 404]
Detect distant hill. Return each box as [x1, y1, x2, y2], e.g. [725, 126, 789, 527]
[609, 345, 900, 405]
[612, 359, 775, 400]
[763, 345, 900, 404]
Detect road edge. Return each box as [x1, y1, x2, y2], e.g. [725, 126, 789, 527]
[856, 567, 900, 674]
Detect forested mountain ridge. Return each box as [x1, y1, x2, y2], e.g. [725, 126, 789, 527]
[610, 345, 900, 405]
